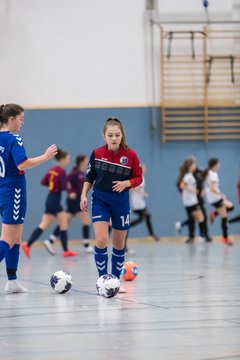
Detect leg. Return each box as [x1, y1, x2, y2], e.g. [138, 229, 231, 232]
[175, 219, 189, 235]
[198, 198, 211, 240]
[0, 224, 22, 261]
[93, 221, 109, 276]
[130, 210, 144, 227]
[193, 209, 207, 239]
[1, 224, 28, 293]
[111, 228, 127, 279]
[229, 215, 240, 224]
[144, 209, 158, 241]
[217, 206, 233, 245]
[185, 210, 195, 243]
[22, 214, 55, 258]
[57, 212, 78, 256]
[78, 211, 93, 252]
[28, 214, 54, 246]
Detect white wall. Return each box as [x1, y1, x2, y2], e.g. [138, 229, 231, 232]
[0, 0, 235, 108]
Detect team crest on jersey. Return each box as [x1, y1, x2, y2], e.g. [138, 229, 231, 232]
[120, 156, 128, 165]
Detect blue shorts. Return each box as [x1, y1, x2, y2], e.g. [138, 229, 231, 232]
[91, 189, 130, 230]
[66, 195, 82, 215]
[0, 182, 27, 224]
[45, 193, 63, 216]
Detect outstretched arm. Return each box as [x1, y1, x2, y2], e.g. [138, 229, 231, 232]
[17, 144, 58, 171]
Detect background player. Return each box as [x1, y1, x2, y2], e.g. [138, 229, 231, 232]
[80, 117, 142, 293]
[175, 156, 212, 242]
[203, 158, 234, 246]
[0, 103, 57, 293]
[44, 154, 93, 255]
[177, 157, 207, 244]
[21, 149, 79, 258]
[125, 163, 159, 254]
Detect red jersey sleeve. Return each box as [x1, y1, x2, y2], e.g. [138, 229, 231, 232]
[41, 172, 50, 187]
[129, 151, 143, 189]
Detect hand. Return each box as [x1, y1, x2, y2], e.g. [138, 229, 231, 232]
[112, 180, 128, 193]
[80, 196, 88, 211]
[44, 144, 58, 160]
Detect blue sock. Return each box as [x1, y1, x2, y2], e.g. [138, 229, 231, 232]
[111, 247, 125, 279]
[5, 244, 20, 280]
[94, 246, 108, 277]
[0, 240, 10, 262]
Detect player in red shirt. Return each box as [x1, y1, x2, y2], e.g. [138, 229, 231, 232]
[43, 154, 93, 255]
[21, 149, 78, 258]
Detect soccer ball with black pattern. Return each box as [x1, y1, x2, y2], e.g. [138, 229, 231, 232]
[50, 270, 73, 294]
[96, 274, 120, 298]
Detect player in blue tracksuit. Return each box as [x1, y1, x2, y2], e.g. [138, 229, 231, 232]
[0, 103, 57, 293]
[80, 117, 142, 293]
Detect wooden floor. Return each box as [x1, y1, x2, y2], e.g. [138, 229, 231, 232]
[0, 239, 240, 360]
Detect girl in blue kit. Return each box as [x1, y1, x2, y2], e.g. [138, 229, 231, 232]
[0, 104, 57, 293]
[80, 117, 142, 293]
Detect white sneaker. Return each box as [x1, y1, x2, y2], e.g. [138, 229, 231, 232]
[175, 221, 182, 235]
[5, 280, 28, 293]
[43, 240, 55, 255]
[118, 285, 127, 293]
[84, 245, 94, 254]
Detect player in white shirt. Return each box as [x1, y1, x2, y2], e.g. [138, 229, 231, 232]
[178, 158, 207, 243]
[124, 164, 158, 252]
[203, 158, 234, 246]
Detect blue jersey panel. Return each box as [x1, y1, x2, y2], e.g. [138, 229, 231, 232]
[0, 181, 27, 224]
[91, 189, 130, 230]
[0, 131, 27, 186]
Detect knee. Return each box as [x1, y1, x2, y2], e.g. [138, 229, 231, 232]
[95, 236, 108, 248]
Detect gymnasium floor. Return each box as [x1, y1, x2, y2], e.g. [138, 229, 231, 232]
[0, 239, 240, 360]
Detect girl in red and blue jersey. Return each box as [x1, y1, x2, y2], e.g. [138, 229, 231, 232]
[21, 150, 79, 258]
[0, 103, 57, 293]
[80, 117, 142, 294]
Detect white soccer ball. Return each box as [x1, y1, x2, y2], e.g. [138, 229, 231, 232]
[50, 270, 73, 294]
[96, 274, 120, 298]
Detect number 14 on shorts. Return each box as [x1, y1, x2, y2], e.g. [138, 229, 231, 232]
[120, 215, 130, 227]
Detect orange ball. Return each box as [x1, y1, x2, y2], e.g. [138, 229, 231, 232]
[121, 261, 138, 281]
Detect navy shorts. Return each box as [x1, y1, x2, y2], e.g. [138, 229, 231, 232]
[0, 182, 27, 224]
[45, 193, 63, 216]
[66, 195, 82, 215]
[91, 189, 130, 230]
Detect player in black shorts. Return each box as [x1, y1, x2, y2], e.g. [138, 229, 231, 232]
[44, 155, 93, 255]
[21, 149, 79, 258]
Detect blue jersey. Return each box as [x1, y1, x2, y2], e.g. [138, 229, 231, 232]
[0, 131, 27, 224]
[0, 131, 27, 186]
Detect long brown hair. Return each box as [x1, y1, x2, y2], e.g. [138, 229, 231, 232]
[177, 158, 196, 187]
[0, 104, 24, 126]
[103, 117, 129, 149]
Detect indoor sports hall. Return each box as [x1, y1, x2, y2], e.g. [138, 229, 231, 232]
[0, 1, 240, 360]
